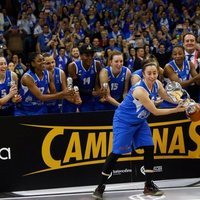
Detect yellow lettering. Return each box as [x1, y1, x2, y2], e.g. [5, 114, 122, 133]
[63, 132, 82, 163]
[188, 122, 200, 158]
[153, 128, 168, 154]
[135, 149, 144, 154]
[168, 127, 185, 154]
[108, 131, 113, 155]
[42, 127, 64, 168]
[84, 132, 107, 159]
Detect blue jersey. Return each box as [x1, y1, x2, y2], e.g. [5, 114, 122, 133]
[46, 68, 62, 113]
[112, 79, 158, 154]
[74, 60, 98, 101]
[132, 69, 143, 79]
[127, 58, 135, 73]
[168, 59, 190, 81]
[115, 79, 159, 124]
[95, 66, 129, 111]
[106, 66, 128, 101]
[63, 59, 99, 113]
[0, 70, 15, 115]
[55, 55, 69, 71]
[15, 69, 50, 116]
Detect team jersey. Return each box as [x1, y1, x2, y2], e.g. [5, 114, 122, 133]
[106, 66, 128, 101]
[0, 70, 15, 114]
[167, 59, 190, 81]
[46, 67, 62, 113]
[55, 55, 69, 71]
[115, 79, 159, 124]
[15, 69, 50, 115]
[132, 69, 143, 79]
[127, 57, 135, 73]
[74, 59, 98, 101]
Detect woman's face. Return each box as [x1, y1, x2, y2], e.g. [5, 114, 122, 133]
[172, 47, 184, 65]
[110, 55, 123, 72]
[32, 54, 45, 71]
[0, 57, 7, 74]
[44, 56, 55, 71]
[143, 65, 158, 84]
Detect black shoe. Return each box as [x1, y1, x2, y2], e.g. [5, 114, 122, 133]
[143, 181, 164, 196]
[92, 185, 105, 199]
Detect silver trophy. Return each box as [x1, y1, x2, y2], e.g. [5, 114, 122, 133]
[165, 81, 200, 121]
[67, 77, 73, 90]
[165, 81, 191, 106]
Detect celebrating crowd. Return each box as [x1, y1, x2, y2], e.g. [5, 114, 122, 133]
[0, 0, 200, 116]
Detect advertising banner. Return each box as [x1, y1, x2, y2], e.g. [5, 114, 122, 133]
[0, 111, 199, 192]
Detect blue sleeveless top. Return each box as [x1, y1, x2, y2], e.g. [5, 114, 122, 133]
[115, 79, 159, 124]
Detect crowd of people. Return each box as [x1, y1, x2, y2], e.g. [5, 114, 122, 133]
[0, 0, 200, 116]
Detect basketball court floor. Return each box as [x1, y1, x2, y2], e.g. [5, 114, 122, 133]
[0, 178, 199, 200]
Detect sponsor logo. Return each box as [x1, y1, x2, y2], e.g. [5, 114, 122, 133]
[113, 168, 132, 176]
[0, 147, 11, 160]
[22, 119, 200, 176]
[140, 166, 163, 176]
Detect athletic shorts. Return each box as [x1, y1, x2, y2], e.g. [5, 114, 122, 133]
[112, 117, 153, 154]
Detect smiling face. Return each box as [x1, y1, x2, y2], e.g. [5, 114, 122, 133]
[110, 53, 123, 74]
[183, 34, 196, 54]
[172, 46, 185, 66]
[31, 54, 45, 72]
[143, 64, 158, 85]
[44, 55, 55, 71]
[0, 57, 7, 75]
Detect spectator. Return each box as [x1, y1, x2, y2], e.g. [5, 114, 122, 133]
[153, 43, 171, 68]
[17, 10, 35, 54]
[183, 32, 200, 102]
[133, 46, 145, 71]
[92, 37, 103, 52]
[36, 24, 52, 53]
[55, 46, 70, 71]
[126, 46, 136, 73]
[0, 9, 4, 32]
[11, 53, 27, 80]
[4, 25, 26, 61]
[108, 23, 122, 40]
[2, 8, 13, 31]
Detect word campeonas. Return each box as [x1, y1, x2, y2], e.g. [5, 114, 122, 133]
[24, 119, 200, 175]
